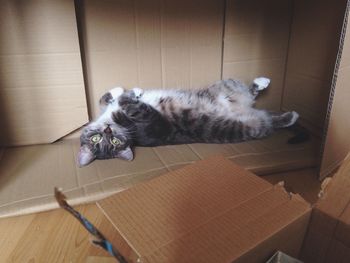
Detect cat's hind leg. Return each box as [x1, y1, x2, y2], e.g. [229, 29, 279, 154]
[271, 111, 299, 128]
[208, 79, 255, 109]
[250, 77, 270, 98]
[209, 77, 270, 100]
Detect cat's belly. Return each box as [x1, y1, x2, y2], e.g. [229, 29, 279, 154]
[139, 89, 180, 108]
[139, 90, 165, 107]
[138, 89, 250, 119]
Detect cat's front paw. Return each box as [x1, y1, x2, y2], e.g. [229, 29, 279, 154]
[132, 87, 144, 99]
[109, 87, 125, 100]
[99, 86, 125, 109]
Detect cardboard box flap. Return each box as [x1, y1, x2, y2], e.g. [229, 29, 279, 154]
[0, 0, 88, 146]
[98, 156, 272, 256]
[301, 153, 350, 262]
[142, 188, 310, 263]
[320, 0, 350, 178]
[317, 154, 350, 218]
[98, 156, 311, 262]
[322, 153, 350, 248]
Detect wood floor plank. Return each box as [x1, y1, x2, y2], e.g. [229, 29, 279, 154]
[86, 256, 116, 263]
[1, 204, 112, 262]
[0, 213, 36, 261]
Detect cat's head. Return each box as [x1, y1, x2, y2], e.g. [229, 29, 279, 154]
[78, 121, 133, 167]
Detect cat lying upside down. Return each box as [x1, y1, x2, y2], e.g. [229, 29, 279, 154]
[78, 77, 299, 167]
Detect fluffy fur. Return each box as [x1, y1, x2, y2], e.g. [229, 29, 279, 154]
[78, 78, 299, 166]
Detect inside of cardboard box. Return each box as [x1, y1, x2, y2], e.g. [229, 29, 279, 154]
[0, 0, 347, 217]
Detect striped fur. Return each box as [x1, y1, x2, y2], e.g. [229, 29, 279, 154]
[78, 78, 299, 166]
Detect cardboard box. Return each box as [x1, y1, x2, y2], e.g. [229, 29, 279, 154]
[0, 0, 349, 218]
[92, 154, 350, 263]
[45, 154, 347, 263]
[301, 154, 350, 262]
[96, 156, 312, 263]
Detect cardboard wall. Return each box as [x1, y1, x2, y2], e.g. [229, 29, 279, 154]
[282, 0, 346, 134]
[0, 0, 88, 146]
[77, 0, 224, 118]
[223, 0, 293, 111]
[0, 0, 346, 176]
[320, 0, 350, 178]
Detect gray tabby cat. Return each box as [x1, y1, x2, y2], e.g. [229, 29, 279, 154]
[78, 77, 299, 166]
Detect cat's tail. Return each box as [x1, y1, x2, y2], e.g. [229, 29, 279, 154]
[286, 122, 310, 144]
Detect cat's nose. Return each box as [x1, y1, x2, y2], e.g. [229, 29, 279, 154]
[104, 126, 112, 134]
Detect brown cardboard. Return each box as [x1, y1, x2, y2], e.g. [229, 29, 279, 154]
[223, 0, 293, 111]
[0, 0, 88, 146]
[301, 154, 350, 262]
[77, 0, 224, 118]
[337, 202, 350, 248]
[325, 239, 350, 263]
[0, 130, 317, 218]
[320, 1, 350, 178]
[0, 0, 348, 223]
[282, 0, 346, 134]
[97, 156, 311, 263]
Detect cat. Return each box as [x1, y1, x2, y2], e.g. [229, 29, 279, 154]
[78, 77, 299, 167]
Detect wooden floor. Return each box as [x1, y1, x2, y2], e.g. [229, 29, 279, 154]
[0, 168, 321, 262]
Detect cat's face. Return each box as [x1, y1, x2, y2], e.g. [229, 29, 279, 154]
[78, 121, 133, 167]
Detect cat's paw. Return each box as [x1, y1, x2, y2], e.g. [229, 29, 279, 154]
[109, 87, 125, 100]
[290, 111, 299, 125]
[253, 77, 270, 90]
[281, 111, 299, 127]
[99, 87, 124, 108]
[132, 87, 144, 99]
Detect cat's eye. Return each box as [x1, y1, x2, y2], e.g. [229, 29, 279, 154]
[110, 136, 122, 146]
[90, 134, 102, 144]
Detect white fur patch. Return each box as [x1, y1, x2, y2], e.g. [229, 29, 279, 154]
[132, 87, 144, 99]
[290, 111, 299, 125]
[253, 77, 270, 90]
[98, 104, 117, 122]
[109, 87, 124, 100]
[139, 89, 173, 107]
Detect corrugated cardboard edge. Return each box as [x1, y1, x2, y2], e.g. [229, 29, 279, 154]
[319, 0, 350, 179]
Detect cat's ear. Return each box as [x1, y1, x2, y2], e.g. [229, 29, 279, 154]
[117, 146, 134, 161]
[78, 145, 95, 167]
